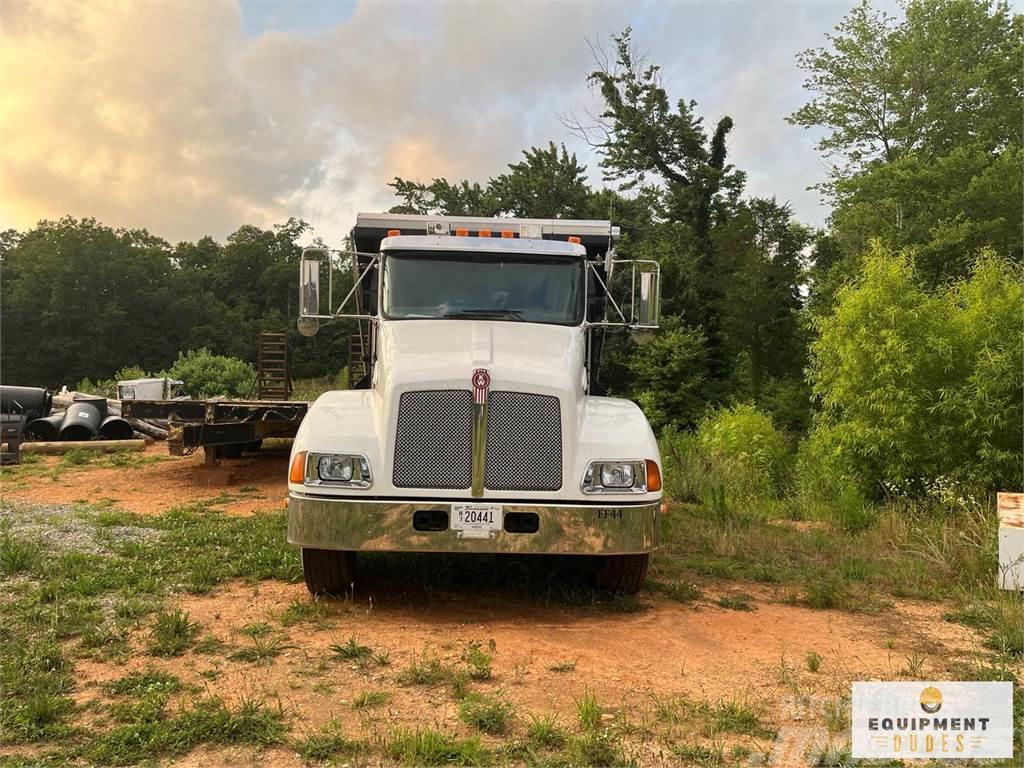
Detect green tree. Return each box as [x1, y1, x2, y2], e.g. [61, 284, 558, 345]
[490, 143, 591, 218]
[808, 244, 1022, 493]
[789, 0, 1022, 178]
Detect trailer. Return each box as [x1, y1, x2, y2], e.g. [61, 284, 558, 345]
[120, 398, 307, 463]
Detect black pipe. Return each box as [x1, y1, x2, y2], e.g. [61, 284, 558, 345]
[26, 414, 64, 441]
[0, 386, 52, 419]
[71, 394, 108, 420]
[60, 402, 102, 441]
[98, 416, 134, 440]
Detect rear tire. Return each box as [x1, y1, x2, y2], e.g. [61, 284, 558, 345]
[596, 553, 649, 594]
[301, 548, 356, 596]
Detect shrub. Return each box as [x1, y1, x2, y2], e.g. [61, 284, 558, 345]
[697, 404, 790, 486]
[168, 349, 255, 399]
[808, 246, 1022, 494]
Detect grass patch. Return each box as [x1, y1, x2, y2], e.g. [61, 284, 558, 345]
[574, 688, 602, 730]
[386, 728, 491, 766]
[278, 597, 329, 627]
[229, 633, 294, 665]
[463, 640, 494, 680]
[148, 609, 199, 657]
[548, 659, 577, 673]
[457, 692, 515, 734]
[715, 593, 755, 611]
[395, 653, 449, 686]
[330, 636, 372, 662]
[294, 720, 364, 762]
[0, 531, 41, 576]
[104, 668, 182, 697]
[565, 729, 624, 767]
[526, 712, 566, 749]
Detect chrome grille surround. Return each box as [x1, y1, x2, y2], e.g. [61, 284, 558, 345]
[484, 391, 562, 491]
[392, 390, 473, 489]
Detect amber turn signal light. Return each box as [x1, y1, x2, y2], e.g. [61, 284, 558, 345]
[645, 459, 662, 492]
[289, 451, 307, 483]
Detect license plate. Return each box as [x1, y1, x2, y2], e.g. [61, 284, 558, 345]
[451, 503, 503, 539]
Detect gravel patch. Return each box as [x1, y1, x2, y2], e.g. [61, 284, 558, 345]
[0, 500, 162, 555]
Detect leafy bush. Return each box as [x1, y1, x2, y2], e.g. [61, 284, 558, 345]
[697, 404, 791, 491]
[168, 349, 255, 399]
[808, 246, 1022, 494]
[75, 365, 149, 398]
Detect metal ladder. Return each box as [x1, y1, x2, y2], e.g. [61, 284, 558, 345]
[257, 332, 291, 400]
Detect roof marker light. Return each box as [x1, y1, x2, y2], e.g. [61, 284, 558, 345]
[479, 229, 492, 237]
[568, 236, 582, 244]
[387, 229, 401, 237]
[455, 228, 469, 236]
[501, 230, 514, 238]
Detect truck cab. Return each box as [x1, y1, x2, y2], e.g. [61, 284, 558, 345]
[289, 213, 662, 594]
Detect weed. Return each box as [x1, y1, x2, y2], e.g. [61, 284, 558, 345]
[566, 729, 622, 767]
[706, 699, 774, 739]
[330, 636, 372, 662]
[805, 577, 848, 609]
[649, 580, 703, 603]
[229, 633, 294, 664]
[822, 697, 850, 733]
[148, 609, 199, 656]
[193, 635, 227, 655]
[673, 742, 724, 766]
[240, 621, 273, 638]
[294, 720, 363, 762]
[575, 688, 602, 730]
[526, 712, 565, 749]
[805, 650, 823, 673]
[0, 532, 41, 575]
[373, 650, 391, 666]
[279, 598, 329, 627]
[386, 727, 491, 766]
[396, 653, 448, 686]
[61, 447, 100, 466]
[352, 690, 390, 709]
[105, 668, 182, 697]
[458, 692, 515, 734]
[548, 659, 577, 673]
[808, 740, 854, 767]
[464, 640, 494, 680]
[899, 651, 927, 677]
[715, 593, 755, 611]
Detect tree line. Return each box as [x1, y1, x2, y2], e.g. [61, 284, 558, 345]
[1, 0, 1019, 493]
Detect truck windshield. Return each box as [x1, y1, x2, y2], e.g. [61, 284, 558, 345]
[381, 251, 584, 325]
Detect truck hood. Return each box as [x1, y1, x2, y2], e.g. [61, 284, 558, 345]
[375, 319, 585, 397]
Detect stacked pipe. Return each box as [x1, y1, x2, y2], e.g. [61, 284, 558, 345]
[0, 387, 158, 442]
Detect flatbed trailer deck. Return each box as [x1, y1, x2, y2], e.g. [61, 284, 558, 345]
[121, 399, 307, 462]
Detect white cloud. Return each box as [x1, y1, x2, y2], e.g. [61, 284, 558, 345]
[0, 0, 851, 244]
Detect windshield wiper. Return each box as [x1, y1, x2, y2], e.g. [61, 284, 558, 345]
[442, 308, 525, 321]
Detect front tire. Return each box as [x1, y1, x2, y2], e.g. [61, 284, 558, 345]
[301, 548, 356, 596]
[596, 553, 649, 594]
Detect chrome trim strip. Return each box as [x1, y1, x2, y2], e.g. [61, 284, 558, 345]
[471, 400, 488, 497]
[287, 494, 659, 555]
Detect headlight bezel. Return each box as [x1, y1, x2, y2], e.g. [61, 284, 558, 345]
[304, 452, 373, 488]
[581, 459, 652, 495]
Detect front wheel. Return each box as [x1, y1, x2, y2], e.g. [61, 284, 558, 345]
[301, 548, 356, 596]
[595, 553, 649, 594]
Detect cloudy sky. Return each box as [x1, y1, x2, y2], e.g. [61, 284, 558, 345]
[1, 0, 885, 245]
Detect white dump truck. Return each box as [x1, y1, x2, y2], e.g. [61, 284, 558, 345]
[289, 213, 663, 594]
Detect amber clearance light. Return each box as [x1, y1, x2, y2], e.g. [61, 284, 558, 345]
[289, 451, 307, 483]
[645, 459, 662, 493]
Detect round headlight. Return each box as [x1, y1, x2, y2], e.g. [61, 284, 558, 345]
[318, 455, 354, 482]
[600, 463, 635, 488]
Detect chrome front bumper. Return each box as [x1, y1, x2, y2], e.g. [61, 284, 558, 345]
[287, 493, 660, 555]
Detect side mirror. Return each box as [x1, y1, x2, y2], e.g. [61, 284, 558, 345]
[298, 255, 322, 337]
[633, 269, 660, 329]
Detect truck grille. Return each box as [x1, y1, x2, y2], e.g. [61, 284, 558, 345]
[391, 390, 562, 491]
[484, 392, 562, 491]
[392, 390, 473, 489]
